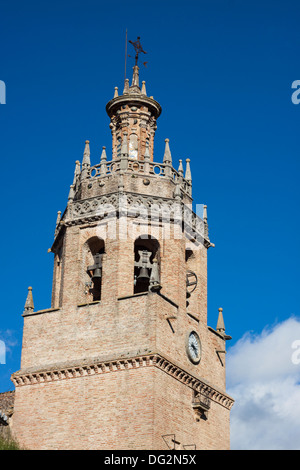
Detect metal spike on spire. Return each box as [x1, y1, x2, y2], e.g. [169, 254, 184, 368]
[23, 287, 34, 315]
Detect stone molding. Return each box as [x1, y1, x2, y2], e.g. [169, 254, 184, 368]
[55, 191, 210, 248]
[11, 352, 234, 411]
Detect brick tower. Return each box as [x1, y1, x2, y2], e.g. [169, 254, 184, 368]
[11, 61, 234, 450]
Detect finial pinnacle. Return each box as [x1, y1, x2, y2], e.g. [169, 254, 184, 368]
[203, 204, 207, 222]
[68, 184, 75, 201]
[24, 286, 34, 314]
[216, 307, 225, 334]
[185, 158, 192, 182]
[130, 65, 140, 92]
[123, 78, 129, 94]
[163, 139, 172, 163]
[141, 80, 147, 95]
[56, 210, 61, 226]
[73, 160, 81, 185]
[178, 159, 184, 176]
[82, 140, 91, 169]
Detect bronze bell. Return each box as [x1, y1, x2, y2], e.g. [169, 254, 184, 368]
[137, 266, 150, 282]
[92, 267, 102, 280]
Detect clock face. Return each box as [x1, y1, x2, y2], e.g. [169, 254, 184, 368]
[186, 331, 201, 364]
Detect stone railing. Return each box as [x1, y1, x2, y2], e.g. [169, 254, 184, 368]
[86, 158, 192, 197]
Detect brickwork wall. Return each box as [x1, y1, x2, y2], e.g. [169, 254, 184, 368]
[12, 367, 156, 450]
[12, 363, 230, 450]
[153, 367, 230, 450]
[20, 290, 226, 398]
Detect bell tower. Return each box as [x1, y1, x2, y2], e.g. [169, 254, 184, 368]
[11, 55, 234, 450]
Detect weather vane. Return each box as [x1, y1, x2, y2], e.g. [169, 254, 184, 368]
[128, 36, 147, 67]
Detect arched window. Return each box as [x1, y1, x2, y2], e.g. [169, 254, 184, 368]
[134, 235, 160, 294]
[85, 237, 105, 302]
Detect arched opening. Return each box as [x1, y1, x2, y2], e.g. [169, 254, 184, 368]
[85, 237, 105, 302]
[134, 235, 160, 294]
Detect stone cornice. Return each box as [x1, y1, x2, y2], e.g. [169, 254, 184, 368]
[106, 94, 162, 119]
[52, 191, 211, 250]
[11, 352, 234, 411]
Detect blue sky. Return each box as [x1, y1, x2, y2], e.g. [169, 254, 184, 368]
[0, 0, 300, 449]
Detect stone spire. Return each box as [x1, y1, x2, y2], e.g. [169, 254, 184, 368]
[114, 87, 118, 98]
[123, 78, 130, 94]
[81, 140, 90, 179]
[178, 159, 184, 176]
[82, 140, 90, 166]
[163, 139, 172, 165]
[141, 81, 147, 95]
[68, 184, 75, 201]
[203, 204, 209, 240]
[23, 287, 34, 315]
[203, 204, 207, 223]
[216, 308, 225, 335]
[55, 211, 61, 227]
[100, 146, 107, 176]
[130, 66, 140, 93]
[185, 159, 192, 183]
[73, 160, 81, 186]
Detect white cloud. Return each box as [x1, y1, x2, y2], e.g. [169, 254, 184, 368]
[226, 317, 300, 450]
[0, 330, 18, 358]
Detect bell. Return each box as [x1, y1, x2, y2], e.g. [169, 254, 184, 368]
[137, 266, 150, 282]
[92, 267, 102, 280]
